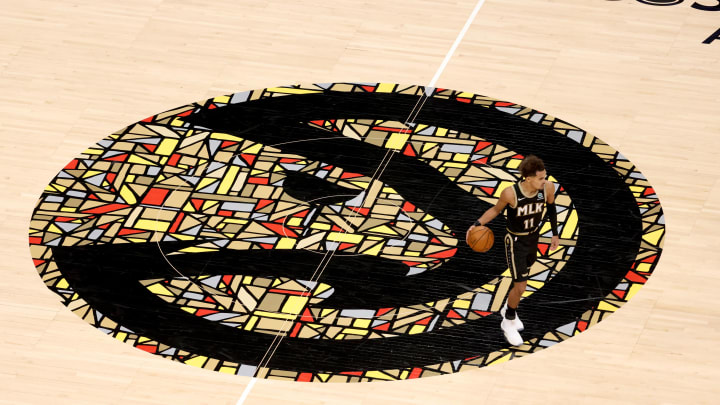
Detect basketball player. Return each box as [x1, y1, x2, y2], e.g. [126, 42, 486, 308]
[467, 155, 559, 346]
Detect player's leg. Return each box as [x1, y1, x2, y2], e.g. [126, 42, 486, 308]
[501, 234, 527, 345]
[504, 252, 528, 330]
[509, 233, 539, 315]
[504, 232, 539, 331]
[506, 280, 527, 316]
[504, 234, 530, 319]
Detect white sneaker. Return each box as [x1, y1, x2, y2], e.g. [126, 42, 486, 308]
[501, 318, 524, 346]
[500, 304, 524, 331]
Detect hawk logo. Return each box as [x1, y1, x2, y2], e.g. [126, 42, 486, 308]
[29, 83, 664, 382]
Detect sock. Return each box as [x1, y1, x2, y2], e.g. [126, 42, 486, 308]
[505, 305, 517, 320]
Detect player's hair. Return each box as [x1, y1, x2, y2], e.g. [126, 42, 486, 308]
[518, 155, 545, 178]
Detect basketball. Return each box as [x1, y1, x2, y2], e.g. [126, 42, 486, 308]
[466, 225, 494, 252]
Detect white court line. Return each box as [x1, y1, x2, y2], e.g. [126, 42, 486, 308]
[237, 0, 485, 403]
[236, 377, 257, 405]
[427, 0, 485, 91]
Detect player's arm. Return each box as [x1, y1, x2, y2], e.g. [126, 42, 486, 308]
[469, 187, 514, 230]
[545, 181, 560, 251]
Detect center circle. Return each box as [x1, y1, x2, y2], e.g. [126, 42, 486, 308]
[28, 82, 664, 382]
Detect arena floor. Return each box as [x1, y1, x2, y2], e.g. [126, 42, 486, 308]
[1, 1, 719, 404]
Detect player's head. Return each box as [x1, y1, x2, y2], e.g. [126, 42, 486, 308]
[519, 155, 546, 190]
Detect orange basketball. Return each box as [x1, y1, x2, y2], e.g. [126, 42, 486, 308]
[466, 226, 494, 252]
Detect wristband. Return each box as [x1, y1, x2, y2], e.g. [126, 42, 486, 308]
[547, 202, 558, 236]
[473, 220, 482, 227]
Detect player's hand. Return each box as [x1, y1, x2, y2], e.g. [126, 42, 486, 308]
[550, 235, 559, 251]
[466, 225, 475, 241]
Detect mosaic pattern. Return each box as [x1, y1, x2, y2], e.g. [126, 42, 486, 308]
[136, 120, 579, 340]
[29, 82, 664, 381]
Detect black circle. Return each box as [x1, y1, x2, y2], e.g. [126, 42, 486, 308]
[49, 89, 642, 373]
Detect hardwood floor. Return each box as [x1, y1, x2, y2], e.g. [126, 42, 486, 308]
[1, 0, 718, 403]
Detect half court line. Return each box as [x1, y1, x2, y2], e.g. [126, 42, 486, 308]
[237, 1, 485, 403]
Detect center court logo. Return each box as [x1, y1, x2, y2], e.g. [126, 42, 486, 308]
[29, 83, 664, 382]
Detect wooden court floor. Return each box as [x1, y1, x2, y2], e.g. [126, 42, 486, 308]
[1, 0, 719, 403]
